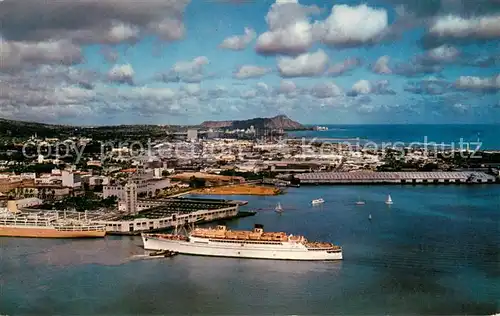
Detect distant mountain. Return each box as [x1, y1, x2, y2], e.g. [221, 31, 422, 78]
[200, 115, 307, 131]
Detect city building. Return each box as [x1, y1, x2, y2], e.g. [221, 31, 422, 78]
[118, 182, 137, 215]
[103, 171, 171, 199]
[187, 129, 198, 142]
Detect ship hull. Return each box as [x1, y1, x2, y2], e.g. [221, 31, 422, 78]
[0, 227, 106, 238]
[142, 236, 342, 261]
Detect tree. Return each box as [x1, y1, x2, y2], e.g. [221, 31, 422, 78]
[83, 182, 90, 192]
[419, 163, 438, 171]
[189, 176, 206, 188]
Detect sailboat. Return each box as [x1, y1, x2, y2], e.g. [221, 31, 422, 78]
[355, 196, 365, 205]
[275, 202, 283, 214]
[385, 194, 393, 205]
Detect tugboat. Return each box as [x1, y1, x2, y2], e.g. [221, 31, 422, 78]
[149, 250, 179, 258]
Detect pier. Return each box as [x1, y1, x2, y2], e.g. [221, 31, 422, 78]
[23, 197, 250, 235]
[295, 171, 498, 185]
[97, 197, 244, 235]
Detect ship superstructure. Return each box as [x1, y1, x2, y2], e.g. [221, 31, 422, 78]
[142, 224, 342, 261]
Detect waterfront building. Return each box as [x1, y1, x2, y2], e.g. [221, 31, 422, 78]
[96, 198, 241, 234]
[296, 171, 497, 185]
[187, 129, 198, 142]
[118, 182, 137, 215]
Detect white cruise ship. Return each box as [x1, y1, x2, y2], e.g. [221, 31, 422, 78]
[141, 224, 342, 261]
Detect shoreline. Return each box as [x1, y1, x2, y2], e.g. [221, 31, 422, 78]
[191, 184, 282, 196]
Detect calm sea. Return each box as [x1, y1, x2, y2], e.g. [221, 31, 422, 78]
[289, 124, 500, 150]
[1, 186, 499, 315]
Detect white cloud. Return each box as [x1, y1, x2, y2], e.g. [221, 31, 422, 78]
[327, 57, 362, 76]
[0, 0, 190, 44]
[372, 55, 392, 74]
[220, 27, 256, 50]
[352, 80, 372, 95]
[159, 56, 210, 83]
[429, 14, 500, 40]
[277, 49, 329, 77]
[255, 0, 320, 55]
[183, 83, 202, 96]
[256, 82, 270, 92]
[310, 82, 343, 98]
[172, 56, 209, 74]
[0, 39, 83, 71]
[150, 18, 185, 41]
[130, 87, 177, 100]
[276, 80, 297, 95]
[455, 75, 500, 91]
[349, 79, 396, 96]
[241, 89, 258, 99]
[233, 65, 271, 79]
[106, 22, 140, 44]
[420, 45, 461, 64]
[316, 4, 388, 47]
[108, 64, 134, 85]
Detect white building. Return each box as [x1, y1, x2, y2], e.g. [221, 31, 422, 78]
[103, 176, 170, 199]
[187, 129, 198, 142]
[118, 182, 137, 215]
[62, 170, 81, 188]
[33, 169, 81, 188]
[153, 168, 162, 179]
[81, 175, 110, 187]
[20, 173, 36, 180]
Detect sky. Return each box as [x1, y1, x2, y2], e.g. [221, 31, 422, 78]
[0, 0, 499, 126]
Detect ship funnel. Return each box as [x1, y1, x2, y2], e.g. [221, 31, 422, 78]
[253, 224, 264, 234]
[7, 200, 19, 213]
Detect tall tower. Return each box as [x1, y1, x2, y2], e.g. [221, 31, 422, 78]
[124, 182, 137, 215]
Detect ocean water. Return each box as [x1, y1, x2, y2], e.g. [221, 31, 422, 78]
[1, 186, 499, 315]
[289, 124, 500, 150]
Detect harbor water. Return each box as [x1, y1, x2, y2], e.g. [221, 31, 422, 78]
[1, 185, 499, 315]
[289, 124, 500, 150]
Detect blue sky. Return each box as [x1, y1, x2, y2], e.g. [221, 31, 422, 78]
[0, 0, 499, 125]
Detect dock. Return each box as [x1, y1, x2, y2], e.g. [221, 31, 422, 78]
[295, 171, 498, 185]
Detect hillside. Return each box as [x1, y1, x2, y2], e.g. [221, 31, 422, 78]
[0, 118, 173, 139]
[0, 118, 74, 138]
[200, 115, 307, 131]
[0, 114, 307, 139]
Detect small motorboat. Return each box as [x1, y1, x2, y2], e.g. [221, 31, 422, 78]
[311, 198, 325, 205]
[149, 250, 179, 258]
[355, 196, 365, 205]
